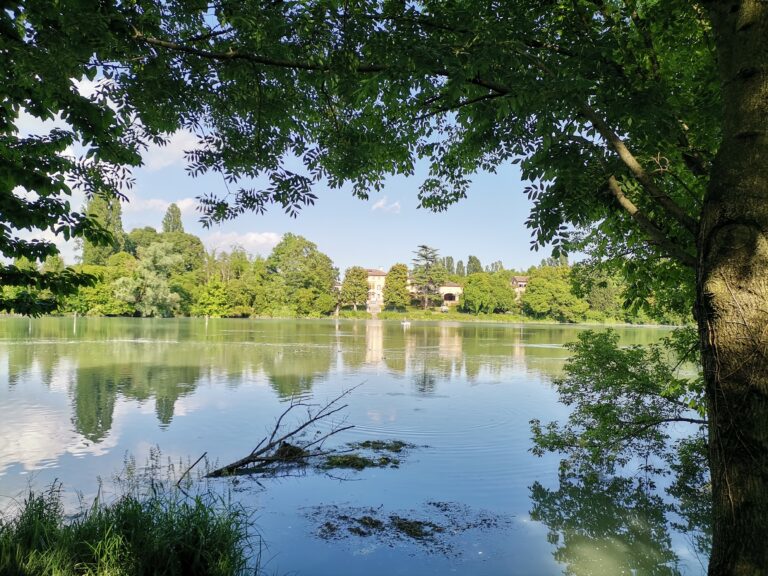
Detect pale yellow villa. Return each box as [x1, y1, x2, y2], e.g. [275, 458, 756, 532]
[362, 268, 529, 313]
[365, 268, 459, 313]
[365, 269, 388, 314]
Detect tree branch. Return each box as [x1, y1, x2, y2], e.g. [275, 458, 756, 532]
[607, 175, 696, 268]
[413, 92, 506, 121]
[207, 385, 361, 478]
[132, 30, 386, 73]
[581, 105, 699, 237]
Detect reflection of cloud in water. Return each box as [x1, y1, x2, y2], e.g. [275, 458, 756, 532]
[366, 409, 398, 425]
[0, 387, 118, 475]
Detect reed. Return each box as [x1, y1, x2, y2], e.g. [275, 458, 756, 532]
[0, 482, 254, 576]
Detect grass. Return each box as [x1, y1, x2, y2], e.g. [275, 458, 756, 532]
[0, 482, 254, 576]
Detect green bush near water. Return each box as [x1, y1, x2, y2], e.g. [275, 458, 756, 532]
[0, 484, 253, 576]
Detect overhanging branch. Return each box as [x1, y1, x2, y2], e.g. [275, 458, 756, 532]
[582, 105, 699, 237]
[132, 30, 386, 73]
[607, 176, 697, 268]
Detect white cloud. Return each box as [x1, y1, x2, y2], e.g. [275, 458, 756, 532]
[371, 196, 401, 214]
[203, 231, 282, 256]
[121, 193, 199, 220]
[10, 228, 80, 266]
[142, 130, 198, 172]
[175, 197, 200, 214]
[121, 195, 169, 214]
[72, 77, 101, 99]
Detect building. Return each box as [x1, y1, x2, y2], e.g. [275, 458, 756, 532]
[365, 267, 466, 312]
[365, 268, 387, 314]
[510, 276, 529, 300]
[438, 281, 463, 306]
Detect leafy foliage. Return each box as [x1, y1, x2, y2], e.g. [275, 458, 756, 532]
[383, 263, 410, 311]
[341, 266, 370, 311]
[265, 234, 338, 317]
[461, 272, 516, 315]
[1, 0, 713, 317]
[521, 265, 589, 323]
[114, 243, 182, 317]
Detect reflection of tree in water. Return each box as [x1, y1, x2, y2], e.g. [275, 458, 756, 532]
[259, 345, 334, 399]
[73, 360, 202, 440]
[412, 369, 437, 394]
[73, 369, 119, 442]
[530, 471, 682, 576]
[267, 373, 317, 398]
[7, 343, 43, 386]
[529, 331, 712, 575]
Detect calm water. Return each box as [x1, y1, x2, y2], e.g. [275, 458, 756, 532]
[0, 317, 704, 575]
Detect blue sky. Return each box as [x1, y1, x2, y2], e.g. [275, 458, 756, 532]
[17, 80, 552, 273]
[120, 134, 552, 274]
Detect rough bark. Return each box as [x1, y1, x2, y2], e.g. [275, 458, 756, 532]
[698, 2, 768, 574]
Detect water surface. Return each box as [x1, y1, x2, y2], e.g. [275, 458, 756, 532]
[0, 317, 702, 575]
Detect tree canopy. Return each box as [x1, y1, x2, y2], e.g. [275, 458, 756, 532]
[383, 263, 410, 311]
[522, 265, 589, 323]
[340, 266, 369, 311]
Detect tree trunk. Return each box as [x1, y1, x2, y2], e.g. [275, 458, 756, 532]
[699, 2, 768, 574]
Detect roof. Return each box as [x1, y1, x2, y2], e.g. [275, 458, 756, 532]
[442, 281, 462, 287]
[366, 269, 387, 277]
[512, 276, 529, 282]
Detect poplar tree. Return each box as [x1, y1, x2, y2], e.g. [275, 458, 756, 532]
[466, 255, 483, 275]
[162, 203, 184, 233]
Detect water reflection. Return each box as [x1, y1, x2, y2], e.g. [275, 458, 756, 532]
[530, 472, 682, 576]
[0, 318, 668, 444]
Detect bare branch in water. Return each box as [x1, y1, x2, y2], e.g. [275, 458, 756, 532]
[207, 385, 362, 478]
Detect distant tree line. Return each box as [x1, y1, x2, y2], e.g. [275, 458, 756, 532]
[2, 202, 681, 324]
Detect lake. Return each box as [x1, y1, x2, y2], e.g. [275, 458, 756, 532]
[0, 317, 705, 575]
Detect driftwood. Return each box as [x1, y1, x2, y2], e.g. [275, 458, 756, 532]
[206, 386, 358, 478]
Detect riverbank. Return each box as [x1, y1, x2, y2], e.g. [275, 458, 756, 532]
[338, 308, 681, 327]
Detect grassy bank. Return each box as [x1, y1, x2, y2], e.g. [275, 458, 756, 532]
[0, 483, 253, 576]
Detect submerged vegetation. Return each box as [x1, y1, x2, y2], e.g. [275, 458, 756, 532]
[320, 454, 400, 470]
[319, 440, 418, 470]
[0, 483, 253, 576]
[310, 501, 512, 556]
